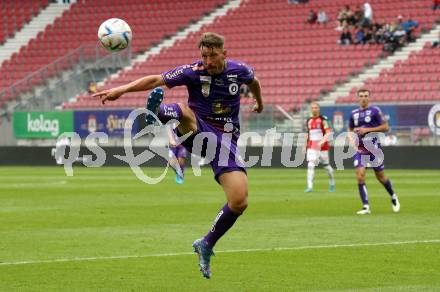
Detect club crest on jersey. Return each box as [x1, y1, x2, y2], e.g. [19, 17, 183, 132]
[365, 116, 371, 123]
[229, 83, 239, 95]
[200, 76, 211, 97]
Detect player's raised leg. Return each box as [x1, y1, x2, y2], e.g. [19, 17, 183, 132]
[356, 166, 371, 214]
[145, 87, 197, 134]
[193, 171, 248, 279]
[374, 170, 400, 212]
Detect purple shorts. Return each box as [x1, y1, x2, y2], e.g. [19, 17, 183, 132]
[353, 152, 385, 172]
[177, 115, 246, 183]
[169, 144, 187, 159]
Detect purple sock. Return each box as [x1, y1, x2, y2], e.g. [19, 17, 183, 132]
[382, 180, 395, 196]
[179, 163, 185, 177]
[158, 103, 182, 124]
[358, 183, 369, 205]
[204, 203, 240, 248]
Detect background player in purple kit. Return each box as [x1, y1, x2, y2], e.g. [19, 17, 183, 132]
[348, 89, 400, 215]
[93, 32, 263, 279]
[167, 126, 187, 184]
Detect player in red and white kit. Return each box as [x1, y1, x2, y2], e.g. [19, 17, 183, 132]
[304, 102, 335, 193]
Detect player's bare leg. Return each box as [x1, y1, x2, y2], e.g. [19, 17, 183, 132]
[321, 152, 335, 192]
[218, 171, 248, 214]
[356, 167, 371, 214]
[193, 171, 248, 279]
[375, 170, 400, 212]
[323, 163, 335, 192]
[305, 161, 316, 193]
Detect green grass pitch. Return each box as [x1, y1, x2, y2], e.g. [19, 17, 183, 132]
[0, 167, 439, 291]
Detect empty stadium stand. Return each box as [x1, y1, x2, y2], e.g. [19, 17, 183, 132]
[0, 0, 48, 45]
[337, 42, 440, 103]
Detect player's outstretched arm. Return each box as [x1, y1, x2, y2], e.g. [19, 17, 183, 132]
[368, 121, 390, 133]
[248, 77, 263, 113]
[93, 75, 166, 104]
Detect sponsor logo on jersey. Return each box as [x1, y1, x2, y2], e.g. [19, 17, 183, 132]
[353, 113, 359, 126]
[212, 101, 231, 114]
[227, 74, 238, 82]
[214, 78, 224, 86]
[165, 68, 184, 80]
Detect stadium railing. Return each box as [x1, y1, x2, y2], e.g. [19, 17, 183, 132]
[0, 44, 131, 115]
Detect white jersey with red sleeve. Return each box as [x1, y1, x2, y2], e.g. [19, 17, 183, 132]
[306, 115, 331, 151]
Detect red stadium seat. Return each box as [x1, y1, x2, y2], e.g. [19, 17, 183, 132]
[0, 0, 227, 104]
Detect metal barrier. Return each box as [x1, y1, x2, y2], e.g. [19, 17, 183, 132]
[0, 43, 131, 115]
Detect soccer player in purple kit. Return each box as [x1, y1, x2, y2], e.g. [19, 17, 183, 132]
[348, 89, 400, 215]
[93, 32, 263, 278]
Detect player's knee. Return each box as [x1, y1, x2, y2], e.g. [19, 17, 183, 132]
[356, 173, 366, 183]
[177, 102, 188, 112]
[177, 103, 193, 119]
[177, 102, 197, 131]
[376, 174, 387, 184]
[228, 190, 248, 214]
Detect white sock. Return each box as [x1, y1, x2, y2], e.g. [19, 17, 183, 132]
[324, 165, 335, 186]
[307, 162, 315, 189]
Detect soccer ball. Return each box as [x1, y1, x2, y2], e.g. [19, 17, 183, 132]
[98, 18, 132, 52]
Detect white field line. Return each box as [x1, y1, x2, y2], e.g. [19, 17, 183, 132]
[1, 239, 439, 266]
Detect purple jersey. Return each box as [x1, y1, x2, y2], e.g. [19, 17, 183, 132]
[161, 60, 254, 129]
[349, 106, 384, 153]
